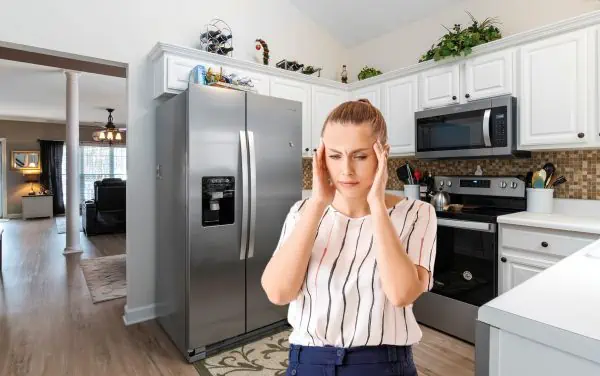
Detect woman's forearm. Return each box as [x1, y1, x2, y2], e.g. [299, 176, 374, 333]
[371, 204, 424, 307]
[261, 198, 327, 305]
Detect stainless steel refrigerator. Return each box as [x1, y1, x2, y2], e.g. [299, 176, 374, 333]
[155, 84, 302, 362]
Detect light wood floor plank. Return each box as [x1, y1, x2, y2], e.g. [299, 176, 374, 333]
[0, 217, 474, 376]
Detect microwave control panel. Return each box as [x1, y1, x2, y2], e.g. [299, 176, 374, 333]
[492, 109, 508, 147]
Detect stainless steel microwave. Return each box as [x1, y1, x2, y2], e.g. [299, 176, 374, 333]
[415, 95, 530, 159]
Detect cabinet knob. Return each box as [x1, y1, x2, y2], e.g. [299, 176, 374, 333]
[305, 148, 309, 152]
[500, 257, 507, 262]
[465, 93, 470, 99]
[578, 132, 585, 139]
[452, 95, 457, 100]
[313, 148, 317, 152]
[541, 241, 548, 248]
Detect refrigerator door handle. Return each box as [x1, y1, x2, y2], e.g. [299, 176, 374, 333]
[248, 131, 257, 259]
[240, 131, 249, 260]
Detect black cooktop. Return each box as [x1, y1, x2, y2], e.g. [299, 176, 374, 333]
[435, 206, 524, 223]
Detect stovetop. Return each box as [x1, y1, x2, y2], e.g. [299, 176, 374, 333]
[431, 175, 527, 223]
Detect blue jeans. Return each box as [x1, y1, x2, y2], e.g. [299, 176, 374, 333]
[286, 344, 418, 376]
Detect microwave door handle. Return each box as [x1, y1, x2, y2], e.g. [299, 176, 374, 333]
[482, 109, 492, 147]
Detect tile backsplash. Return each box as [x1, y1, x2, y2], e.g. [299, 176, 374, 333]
[302, 150, 600, 200]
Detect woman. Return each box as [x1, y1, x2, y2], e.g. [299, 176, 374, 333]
[261, 99, 437, 376]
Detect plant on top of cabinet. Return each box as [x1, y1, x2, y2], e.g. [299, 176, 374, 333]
[419, 11, 502, 62]
[357, 66, 382, 80]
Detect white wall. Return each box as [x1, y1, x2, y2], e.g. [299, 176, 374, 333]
[0, 0, 347, 319]
[347, 0, 600, 81]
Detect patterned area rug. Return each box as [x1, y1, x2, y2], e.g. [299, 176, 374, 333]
[195, 328, 292, 376]
[55, 216, 83, 234]
[80, 254, 126, 303]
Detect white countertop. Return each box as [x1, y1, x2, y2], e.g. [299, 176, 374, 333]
[478, 238, 600, 364]
[497, 198, 600, 234]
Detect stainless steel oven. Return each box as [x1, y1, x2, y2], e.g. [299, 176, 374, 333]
[415, 95, 529, 159]
[413, 176, 526, 344]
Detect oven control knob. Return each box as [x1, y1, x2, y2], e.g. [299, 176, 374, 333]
[510, 182, 518, 189]
[499, 181, 507, 189]
[440, 181, 444, 187]
[446, 181, 452, 187]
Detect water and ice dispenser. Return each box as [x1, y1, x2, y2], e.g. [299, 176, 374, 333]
[202, 176, 235, 226]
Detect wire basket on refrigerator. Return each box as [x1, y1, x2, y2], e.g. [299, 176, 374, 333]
[199, 19, 234, 57]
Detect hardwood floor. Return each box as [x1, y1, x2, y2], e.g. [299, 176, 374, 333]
[0, 217, 474, 376]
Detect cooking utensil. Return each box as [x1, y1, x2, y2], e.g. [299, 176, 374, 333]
[552, 176, 567, 187]
[430, 188, 450, 211]
[413, 169, 422, 184]
[532, 170, 546, 189]
[524, 171, 533, 188]
[405, 162, 414, 185]
[396, 166, 409, 184]
[542, 162, 555, 188]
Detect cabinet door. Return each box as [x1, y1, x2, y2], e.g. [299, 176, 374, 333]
[464, 49, 514, 101]
[270, 78, 312, 157]
[351, 84, 381, 109]
[500, 254, 554, 294]
[383, 75, 418, 156]
[311, 86, 348, 152]
[518, 28, 593, 149]
[419, 64, 460, 108]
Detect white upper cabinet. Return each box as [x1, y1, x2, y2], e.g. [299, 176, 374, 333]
[382, 75, 419, 156]
[311, 86, 348, 153]
[351, 84, 381, 109]
[463, 49, 515, 101]
[518, 28, 595, 150]
[270, 77, 312, 157]
[419, 64, 460, 108]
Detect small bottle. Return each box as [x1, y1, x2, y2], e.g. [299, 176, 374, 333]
[341, 65, 348, 83]
[475, 165, 483, 176]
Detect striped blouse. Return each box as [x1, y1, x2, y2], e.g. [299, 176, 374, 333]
[274, 197, 437, 348]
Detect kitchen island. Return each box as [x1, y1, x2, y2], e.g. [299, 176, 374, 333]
[476, 237, 600, 376]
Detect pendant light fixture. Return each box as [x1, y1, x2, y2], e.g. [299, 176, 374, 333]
[95, 108, 123, 145]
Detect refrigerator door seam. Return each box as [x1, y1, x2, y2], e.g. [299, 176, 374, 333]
[248, 130, 257, 259]
[240, 130, 249, 260]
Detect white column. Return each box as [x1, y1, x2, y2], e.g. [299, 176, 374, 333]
[64, 71, 82, 255]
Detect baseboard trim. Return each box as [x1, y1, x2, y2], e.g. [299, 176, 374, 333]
[123, 303, 157, 326]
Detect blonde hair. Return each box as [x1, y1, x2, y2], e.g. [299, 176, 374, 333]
[321, 98, 388, 144]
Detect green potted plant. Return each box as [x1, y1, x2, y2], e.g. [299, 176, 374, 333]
[357, 66, 382, 81]
[419, 11, 502, 63]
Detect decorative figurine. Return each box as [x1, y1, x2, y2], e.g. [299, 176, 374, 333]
[341, 65, 348, 83]
[255, 39, 269, 65]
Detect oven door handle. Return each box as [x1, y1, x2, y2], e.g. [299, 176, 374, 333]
[482, 109, 492, 147]
[438, 218, 496, 233]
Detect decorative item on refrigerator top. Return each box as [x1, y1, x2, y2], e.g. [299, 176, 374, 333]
[199, 18, 234, 56]
[275, 59, 322, 76]
[255, 38, 269, 65]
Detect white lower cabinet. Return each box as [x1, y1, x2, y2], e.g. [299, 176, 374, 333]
[498, 224, 599, 294]
[351, 84, 381, 108]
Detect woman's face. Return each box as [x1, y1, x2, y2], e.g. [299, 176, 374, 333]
[322, 122, 379, 199]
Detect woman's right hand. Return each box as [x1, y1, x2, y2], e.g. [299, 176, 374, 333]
[311, 138, 335, 206]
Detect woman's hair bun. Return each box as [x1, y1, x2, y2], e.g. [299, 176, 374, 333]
[357, 98, 372, 105]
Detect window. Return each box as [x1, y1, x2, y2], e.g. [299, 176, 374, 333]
[61, 144, 127, 204]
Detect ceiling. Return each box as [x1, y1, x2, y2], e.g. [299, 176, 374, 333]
[289, 0, 460, 47]
[0, 59, 126, 128]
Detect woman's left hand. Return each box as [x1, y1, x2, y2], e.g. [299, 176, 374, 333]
[367, 140, 390, 209]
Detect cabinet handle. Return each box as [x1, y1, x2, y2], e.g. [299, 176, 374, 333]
[452, 95, 457, 100]
[500, 257, 507, 262]
[578, 132, 585, 138]
[465, 94, 470, 99]
[541, 241, 548, 248]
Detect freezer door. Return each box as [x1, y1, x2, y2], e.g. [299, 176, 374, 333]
[246, 92, 302, 332]
[187, 85, 247, 349]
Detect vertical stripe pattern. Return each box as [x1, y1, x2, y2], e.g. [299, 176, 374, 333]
[276, 198, 437, 348]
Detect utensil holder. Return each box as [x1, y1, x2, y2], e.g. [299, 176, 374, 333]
[404, 184, 420, 201]
[526, 188, 554, 213]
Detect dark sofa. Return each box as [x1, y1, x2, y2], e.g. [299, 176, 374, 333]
[82, 178, 126, 236]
